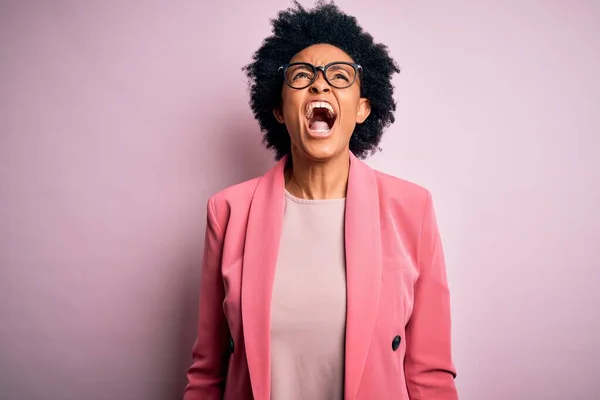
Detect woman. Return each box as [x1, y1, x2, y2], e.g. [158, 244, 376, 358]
[184, 1, 458, 399]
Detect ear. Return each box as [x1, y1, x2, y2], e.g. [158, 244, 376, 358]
[355, 98, 371, 124]
[273, 107, 285, 124]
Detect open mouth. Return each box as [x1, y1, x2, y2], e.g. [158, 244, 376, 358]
[305, 101, 337, 135]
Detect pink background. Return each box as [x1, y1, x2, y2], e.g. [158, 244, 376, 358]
[1, 1, 599, 399]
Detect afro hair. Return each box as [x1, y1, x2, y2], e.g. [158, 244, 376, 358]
[243, 0, 400, 161]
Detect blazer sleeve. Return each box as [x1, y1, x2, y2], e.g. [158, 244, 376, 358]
[404, 192, 459, 400]
[183, 197, 230, 400]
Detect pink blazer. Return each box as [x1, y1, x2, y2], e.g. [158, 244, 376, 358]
[184, 152, 458, 400]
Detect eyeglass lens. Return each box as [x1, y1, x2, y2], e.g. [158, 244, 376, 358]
[284, 63, 357, 89]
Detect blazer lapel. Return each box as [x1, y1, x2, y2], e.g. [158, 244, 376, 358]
[344, 152, 383, 400]
[240, 152, 382, 400]
[241, 156, 287, 400]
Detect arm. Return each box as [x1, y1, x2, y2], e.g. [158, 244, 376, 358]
[183, 197, 229, 400]
[404, 192, 458, 399]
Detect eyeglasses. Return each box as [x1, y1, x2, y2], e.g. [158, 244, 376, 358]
[278, 61, 362, 89]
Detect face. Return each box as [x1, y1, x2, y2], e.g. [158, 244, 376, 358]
[273, 43, 371, 163]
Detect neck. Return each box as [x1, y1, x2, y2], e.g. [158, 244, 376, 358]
[285, 150, 350, 200]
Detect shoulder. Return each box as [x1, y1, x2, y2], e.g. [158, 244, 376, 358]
[373, 169, 432, 214]
[371, 169, 440, 255]
[205, 176, 262, 228]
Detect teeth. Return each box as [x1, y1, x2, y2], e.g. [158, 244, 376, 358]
[306, 101, 336, 119]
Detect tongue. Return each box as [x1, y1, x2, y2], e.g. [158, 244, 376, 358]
[309, 120, 330, 131]
[309, 113, 331, 131]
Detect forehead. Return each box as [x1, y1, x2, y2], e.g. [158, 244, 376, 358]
[289, 43, 354, 65]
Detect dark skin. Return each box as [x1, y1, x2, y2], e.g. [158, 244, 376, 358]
[273, 44, 371, 200]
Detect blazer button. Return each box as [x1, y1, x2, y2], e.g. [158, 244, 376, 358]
[392, 335, 401, 351]
[229, 337, 234, 354]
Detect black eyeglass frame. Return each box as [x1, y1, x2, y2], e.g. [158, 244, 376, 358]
[278, 61, 363, 89]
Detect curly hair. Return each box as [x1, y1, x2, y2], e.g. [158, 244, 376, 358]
[243, 0, 401, 160]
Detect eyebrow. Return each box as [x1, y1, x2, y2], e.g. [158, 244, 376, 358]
[326, 64, 348, 71]
[288, 64, 313, 71]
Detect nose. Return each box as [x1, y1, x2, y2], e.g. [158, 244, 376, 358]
[309, 70, 331, 93]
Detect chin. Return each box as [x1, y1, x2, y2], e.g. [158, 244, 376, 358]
[297, 136, 346, 162]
